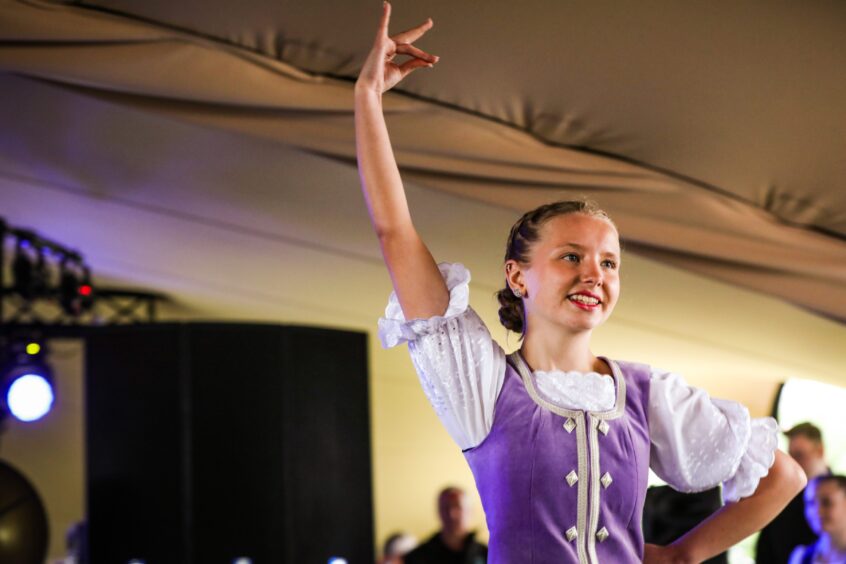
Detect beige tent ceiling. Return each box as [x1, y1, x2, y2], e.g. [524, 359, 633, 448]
[2, 0, 845, 322]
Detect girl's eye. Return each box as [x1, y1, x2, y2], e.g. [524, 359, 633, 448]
[562, 253, 579, 262]
[601, 259, 617, 269]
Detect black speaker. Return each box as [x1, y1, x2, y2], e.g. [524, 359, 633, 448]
[86, 323, 373, 563]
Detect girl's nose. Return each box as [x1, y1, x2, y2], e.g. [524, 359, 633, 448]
[580, 260, 603, 285]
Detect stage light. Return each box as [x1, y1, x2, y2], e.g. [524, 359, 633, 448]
[6, 372, 54, 422]
[12, 239, 34, 298]
[78, 267, 95, 312]
[1, 338, 55, 423]
[31, 246, 50, 297]
[3, 221, 102, 322]
[59, 259, 82, 315]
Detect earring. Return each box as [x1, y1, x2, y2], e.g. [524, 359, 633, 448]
[512, 287, 523, 298]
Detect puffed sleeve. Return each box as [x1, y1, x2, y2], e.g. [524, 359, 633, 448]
[648, 369, 778, 502]
[377, 262, 506, 450]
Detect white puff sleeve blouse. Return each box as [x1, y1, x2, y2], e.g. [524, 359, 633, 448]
[378, 263, 778, 502]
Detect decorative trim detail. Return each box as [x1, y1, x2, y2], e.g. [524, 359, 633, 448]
[509, 352, 628, 564]
[601, 472, 613, 489]
[596, 527, 610, 543]
[575, 411, 589, 563]
[587, 416, 603, 563]
[566, 470, 579, 487]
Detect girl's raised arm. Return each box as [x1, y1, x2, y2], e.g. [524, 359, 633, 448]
[355, 2, 449, 320]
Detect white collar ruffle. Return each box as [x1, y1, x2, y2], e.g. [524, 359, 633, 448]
[533, 369, 616, 412]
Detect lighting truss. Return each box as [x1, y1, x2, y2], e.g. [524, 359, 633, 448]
[1, 217, 166, 325]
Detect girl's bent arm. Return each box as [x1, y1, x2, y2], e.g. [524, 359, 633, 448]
[645, 450, 806, 563]
[355, 3, 448, 320]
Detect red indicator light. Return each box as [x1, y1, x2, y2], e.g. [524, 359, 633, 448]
[79, 285, 93, 296]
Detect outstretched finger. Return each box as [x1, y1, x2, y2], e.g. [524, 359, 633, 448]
[396, 42, 439, 64]
[398, 57, 433, 79]
[392, 17, 433, 45]
[377, 1, 392, 38]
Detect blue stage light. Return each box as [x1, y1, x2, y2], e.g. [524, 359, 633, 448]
[1, 337, 55, 424]
[6, 372, 54, 422]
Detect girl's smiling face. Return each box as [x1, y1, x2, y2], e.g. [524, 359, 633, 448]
[510, 213, 621, 335]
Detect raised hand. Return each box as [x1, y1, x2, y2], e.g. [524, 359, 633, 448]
[356, 1, 439, 94]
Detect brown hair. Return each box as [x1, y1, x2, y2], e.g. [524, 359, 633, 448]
[816, 474, 846, 495]
[785, 421, 824, 445]
[496, 200, 615, 335]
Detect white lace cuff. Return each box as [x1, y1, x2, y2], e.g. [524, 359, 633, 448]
[377, 262, 471, 349]
[722, 416, 779, 502]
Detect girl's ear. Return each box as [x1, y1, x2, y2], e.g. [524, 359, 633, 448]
[505, 260, 524, 295]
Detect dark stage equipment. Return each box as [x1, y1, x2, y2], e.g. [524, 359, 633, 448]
[0, 459, 49, 563]
[0, 333, 55, 423]
[643, 485, 728, 564]
[1, 217, 166, 325]
[86, 323, 373, 563]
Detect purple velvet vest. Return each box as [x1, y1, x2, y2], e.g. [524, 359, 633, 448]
[463, 353, 651, 564]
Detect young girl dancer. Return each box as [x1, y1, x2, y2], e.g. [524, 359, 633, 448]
[355, 4, 805, 562]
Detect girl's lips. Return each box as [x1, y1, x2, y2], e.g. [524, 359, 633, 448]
[567, 293, 602, 310]
[568, 298, 601, 311]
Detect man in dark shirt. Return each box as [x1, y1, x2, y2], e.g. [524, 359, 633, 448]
[756, 422, 829, 564]
[405, 487, 487, 564]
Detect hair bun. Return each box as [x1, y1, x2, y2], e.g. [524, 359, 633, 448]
[497, 287, 524, 334]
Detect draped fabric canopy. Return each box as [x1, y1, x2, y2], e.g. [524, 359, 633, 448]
[1, 0, 845, 321]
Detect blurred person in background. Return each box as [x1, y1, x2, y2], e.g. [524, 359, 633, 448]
[789, 475, 846, 564]
[378, 531, 417, 564]
[757, 422, 830, 563]
[404, 487, 487, 564]
[804, 477, 825, 538]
